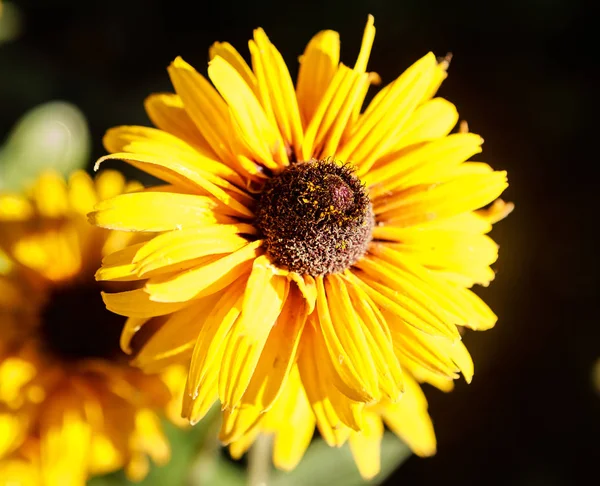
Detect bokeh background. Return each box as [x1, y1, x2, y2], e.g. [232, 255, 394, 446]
[1, 0, 597, 484]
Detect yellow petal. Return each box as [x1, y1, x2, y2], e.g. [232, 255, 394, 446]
[315, 275, 379, 402]
[296, 30, 340, 127]
[387, 317, 462, 381]
[40, 391, 92, 486]
[328, 274, 396, 400]
[307, 317, 367, 427]
[12, 225, 82, 281]
[381, 375, 436, 457]
[250, 28, 304, 156]
[144, 92, 217, 155]
[319, 69, 371, 159]
[344, 71, 381, 139]
[89, 433, 123, 476]
[356, 256, 466, 334]
[103, 125, 247, 191]
[132, 224, 254, 277]
[132, 409, 170, 466]
[368, 244, 497, 330]
[95, 151, 253, 218]
[227, 135, 271, 182]
[353, 15, 376, 73]
[184, 280, 246, 421]
[208, 55, 287, 168]
[399, 210, 493, 234]
[289, 273, 317, 314]
[346, 267, 460, 340]
[67, 170, 98, 215]
[143, 240, 262, 303]
[0, 194, 34, 221]
[477, 198, 514, 224]
[0, 412, 27, 457]
[423, 54, 451, 101]
[126, 453, 149, 482]
[238, 285, 307, 412]
[219, 257, 290, 410]
[267, 368, 316, 470]
[0, 357, 36, 405]
[133, 292, 223, 372]
[32, 171, 69, 218]
[297, 324, 356, 445]
[0, 458, 40, 486]
[120, 317, 149, 354]
[228, 426, 261, 460]
[373, 228, 499, 287]
[301, 65, 369, 160]
[345, 280, 404, 401]
[376, 171, 509, 227]
[95, 169, 126, 201]
[407, 363, 455, 392]
[185, 363, 218, 426]
[209, 41, 258, 95]
[349, 411, 384, 480]
[339, 53, 437, 172]
[393, 97, 459, 150]
[102, 288, 188, 318]
[101, 228, 139, 259]
[167, 56, 234, 163]
[365, 133, 483, 193]
[447, 339, 474, 383]
[95, 242, 146, 282]
[219, 406, 263, 444]
[89, 191, 232, 232]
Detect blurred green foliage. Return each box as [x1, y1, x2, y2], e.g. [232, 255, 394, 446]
[0, 101, 90, 191]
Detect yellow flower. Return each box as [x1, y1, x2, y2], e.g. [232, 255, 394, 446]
[90, 15, 512, 475]
[0, 171, 185, 485]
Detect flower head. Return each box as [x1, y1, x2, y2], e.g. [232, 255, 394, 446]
[90, 15, 512, 477]
[0, 171, 184, 485]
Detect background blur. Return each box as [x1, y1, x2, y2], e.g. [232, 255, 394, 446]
[1, 0, 597, 484]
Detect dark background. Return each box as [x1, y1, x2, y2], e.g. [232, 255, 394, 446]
[1, 0, 597, 484]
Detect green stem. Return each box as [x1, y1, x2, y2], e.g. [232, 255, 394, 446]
[248, 434, 272, 486]
[187, 408, 222, 486]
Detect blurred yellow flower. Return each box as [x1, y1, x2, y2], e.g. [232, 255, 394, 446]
[0, 171, 185, 485]
[90, 15, 511, 477]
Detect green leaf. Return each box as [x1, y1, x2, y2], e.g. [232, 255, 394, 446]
[0, 101, 90, 191]
[270, 433, 411, 486]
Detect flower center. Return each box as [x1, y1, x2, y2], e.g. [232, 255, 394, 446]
[255, 159, 374, 276]
[40, 281, 125, 362]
